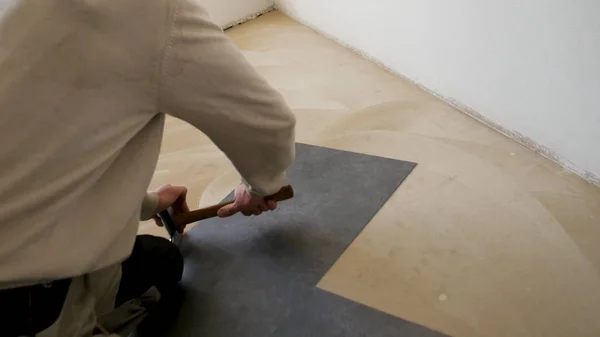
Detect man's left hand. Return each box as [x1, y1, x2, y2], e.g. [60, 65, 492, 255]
[151, 184, 190, 229]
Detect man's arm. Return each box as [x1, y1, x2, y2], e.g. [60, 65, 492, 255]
[157, 0, 296, 197]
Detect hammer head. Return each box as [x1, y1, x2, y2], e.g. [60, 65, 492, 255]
[158, 208, 183, 246]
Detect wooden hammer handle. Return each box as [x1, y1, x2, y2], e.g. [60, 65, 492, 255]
[171, 185, 294, 228]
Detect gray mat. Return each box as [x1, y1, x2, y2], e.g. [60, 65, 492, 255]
[166, 143, 446, 337]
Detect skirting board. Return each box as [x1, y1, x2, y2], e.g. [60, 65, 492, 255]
[273, 5, 600, 188]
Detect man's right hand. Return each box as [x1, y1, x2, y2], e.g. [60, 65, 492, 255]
[217, 184, 278, 217]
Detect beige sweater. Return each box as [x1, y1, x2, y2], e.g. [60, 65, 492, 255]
[0, 0, 295, 289]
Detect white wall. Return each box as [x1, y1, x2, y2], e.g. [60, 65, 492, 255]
[201, 0, 272, 28]
[276, 0, 600, 182]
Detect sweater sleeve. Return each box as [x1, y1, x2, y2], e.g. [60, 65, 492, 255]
[140, 192, 159, 221]
[157, 0, 296, 196]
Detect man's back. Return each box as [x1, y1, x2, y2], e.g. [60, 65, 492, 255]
[0, 0, 296, 289]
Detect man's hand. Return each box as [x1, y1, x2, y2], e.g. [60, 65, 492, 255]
[217, 184, 277, 218]
[151, 184, 190, 228]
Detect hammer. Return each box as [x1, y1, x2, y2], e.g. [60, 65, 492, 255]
[158, 185, 295, 245]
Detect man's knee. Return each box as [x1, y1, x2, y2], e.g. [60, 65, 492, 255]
[117, 235, 183, 307]
[135, 235, 184, 288]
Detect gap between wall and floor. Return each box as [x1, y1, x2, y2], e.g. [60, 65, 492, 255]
[219, 4, 600, 188]
[220, 4, 276, 30]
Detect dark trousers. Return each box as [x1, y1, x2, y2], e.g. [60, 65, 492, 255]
[1, 235, 184, 337]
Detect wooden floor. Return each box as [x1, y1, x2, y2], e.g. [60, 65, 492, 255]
[139, 11, 600, 337]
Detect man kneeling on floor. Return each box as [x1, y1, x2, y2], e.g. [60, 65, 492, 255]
[0, 0, 296, 336]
